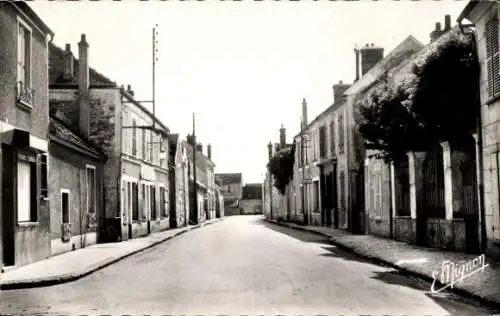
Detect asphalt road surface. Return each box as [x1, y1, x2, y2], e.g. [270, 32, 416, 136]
[0, 215, 499, 315]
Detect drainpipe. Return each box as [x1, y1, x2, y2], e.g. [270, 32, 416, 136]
[458, 20, 487, 251]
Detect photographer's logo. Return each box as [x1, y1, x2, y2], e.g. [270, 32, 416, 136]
[430, 254, 489, 294]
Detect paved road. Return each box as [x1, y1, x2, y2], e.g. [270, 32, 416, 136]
[0, 215, 498, 315]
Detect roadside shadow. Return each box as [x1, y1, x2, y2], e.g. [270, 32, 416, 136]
[258, 219, 332, 244]
[371, 270, 500, 315]
[319, 245, 386, 265]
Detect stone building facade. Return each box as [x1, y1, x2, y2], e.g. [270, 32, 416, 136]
[168, 134, 189, 228]
[216, 173, 243, 216]
[0, 2, 54, 269]
[460, 1, 500, 258]
[48, 35, 170, 242]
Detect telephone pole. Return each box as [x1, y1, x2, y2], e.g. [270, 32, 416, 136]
[152, 24, 158, 130]
[192, 113, 198, 225]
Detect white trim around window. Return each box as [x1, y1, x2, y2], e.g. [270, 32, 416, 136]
[17, 16, 32, 88]
[60, 189, 70, 225]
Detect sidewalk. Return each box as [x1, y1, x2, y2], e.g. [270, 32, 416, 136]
[0, 218, 223, 290]
[266, 218, 500, 308]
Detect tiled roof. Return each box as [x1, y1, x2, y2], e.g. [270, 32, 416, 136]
[49, 43, 117, 88]
[49, 116, 105, 159]
[242, 183, 262, 199]
[215, 173, 242, 185]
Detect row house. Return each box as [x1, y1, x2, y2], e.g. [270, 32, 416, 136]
[344, 36, 425, 236]
[216, 173, 243, 216]
[186, 138, 216, 224]
[48, 35, 171, 243]
[0, 2, 54, 269]
[168, 134, 190, 228]
[290, 36, 423, 234]
[460, 1, 500, 258]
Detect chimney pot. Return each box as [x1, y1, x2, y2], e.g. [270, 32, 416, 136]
[65, 43, 71, 52]
[280, 125, 286, 148]
[207, 144, 212, 160]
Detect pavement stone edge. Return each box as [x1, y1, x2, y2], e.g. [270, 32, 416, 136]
[0, 218, 224, 291]
[264, 218, 500, 310]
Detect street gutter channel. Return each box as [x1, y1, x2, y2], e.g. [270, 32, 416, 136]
[265, 218, 500, 311]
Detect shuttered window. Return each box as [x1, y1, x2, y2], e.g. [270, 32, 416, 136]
[319, 126, 327, 159]
[338, 113, 345, 154]
[486, 15, 500, 99]
[330, 121, 335, 157]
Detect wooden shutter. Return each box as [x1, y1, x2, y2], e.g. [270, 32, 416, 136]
[486, 15, 500, 98]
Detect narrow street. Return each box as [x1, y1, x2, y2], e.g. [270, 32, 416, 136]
[0, 216, 497, 315]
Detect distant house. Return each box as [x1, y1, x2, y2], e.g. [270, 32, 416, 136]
[215, 173, 243, 216]
[240, 183, 263, 215]
[0, 2, 54, 269]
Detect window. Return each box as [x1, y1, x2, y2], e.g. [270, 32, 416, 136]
[86, 166, 97, 227]
[150, 131, 154, 162]
[142, 128, 146, 160]
[40, 154, 48, 198]
[150, 185, 157, 220]
[313, 181, 320, 212]
[142, 183, 147, 220]
[339, 171, 345, 212]
[338, 113, 345, 154]
[17, 155, 37, 222]
[330, 120, 335, 157]
[131, 182, 138, 221]
[486, 14, 500, 99]
[160, 186, 166, 217]
[17, 19, 32, 108]
[319, 126, 327, 159]
[132, 119, 137, 157]
[61, 190, 70, 224]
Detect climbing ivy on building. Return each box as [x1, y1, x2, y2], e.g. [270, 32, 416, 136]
[267, 144, 295, 195]
[358, 29, 479, 163]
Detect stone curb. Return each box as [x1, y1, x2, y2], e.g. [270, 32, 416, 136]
[0, 218, 223, 290]
[265, 218, 500, 310]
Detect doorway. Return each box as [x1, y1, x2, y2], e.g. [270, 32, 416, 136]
[2, 145, 15, 266]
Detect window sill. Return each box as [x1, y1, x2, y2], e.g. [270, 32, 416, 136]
[16, 100, 33, 112]
[17, 221, 39, 227]
[486, 93, 500, 106]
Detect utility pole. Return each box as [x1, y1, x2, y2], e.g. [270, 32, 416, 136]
[192, 113, 198, 225]
[152, 24, 158, 130]
[301, 118, 310, 226]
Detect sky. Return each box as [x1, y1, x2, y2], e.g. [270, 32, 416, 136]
[30, 0, 468, 184]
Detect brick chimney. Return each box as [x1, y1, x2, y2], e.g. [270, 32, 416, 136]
[333, 80, 351, 102]
[279, 124, 286, 148]
[196, 143, 203, 153]
[430, 22, 443, 43]
[78, 34, 90, 138]
[301, 98, 308, 130]
[63, 44, 74, 81]
[126, 84, 134, 97]
[207, 144, 212, 160]
[267, 141, 273, 160]
[444, 14, 451, 31]
[274, 143, 280, 153]
[360, 44, 384, 76]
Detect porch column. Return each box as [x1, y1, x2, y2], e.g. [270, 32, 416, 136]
[407, 151, 426, 220]
[390, 162, 396, 218]
[440, 141, 453, 220]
